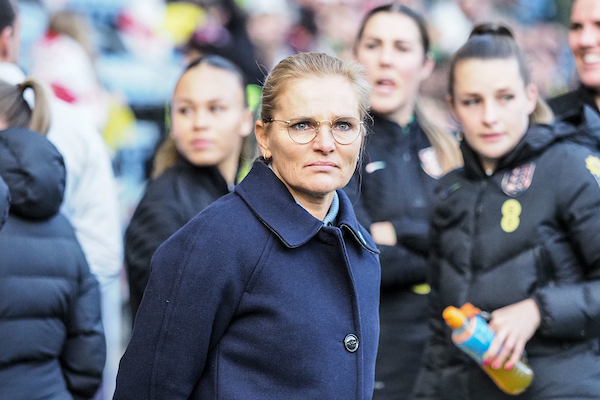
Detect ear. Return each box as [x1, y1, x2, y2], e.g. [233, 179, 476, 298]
[419, 52, 435, 81]
[254, 120, 271, 159]
[446, 94, 459, 123]
[239, 108, 254, 138]
[525, 83, 538, 116]
[0, 27, 12, 60]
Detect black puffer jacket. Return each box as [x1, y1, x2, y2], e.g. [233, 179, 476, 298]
[0, 128, 105, 400]
[412, 122, 600, 399]
[125, 158, 232, 318]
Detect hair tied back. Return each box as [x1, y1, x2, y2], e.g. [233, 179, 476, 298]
[469, 23, 514, 40]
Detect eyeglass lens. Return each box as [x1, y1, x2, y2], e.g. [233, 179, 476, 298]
[287, 117, 361, 144]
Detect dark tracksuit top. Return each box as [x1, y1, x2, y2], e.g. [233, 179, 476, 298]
[344, 114, 444, 399]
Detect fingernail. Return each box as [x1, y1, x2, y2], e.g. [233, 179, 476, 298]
[492, 361, 501, 369]
[504, 363, 513, 370]
[483, 359, 491, 366]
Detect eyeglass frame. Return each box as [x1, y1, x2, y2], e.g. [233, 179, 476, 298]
[266, 116, 364, 145]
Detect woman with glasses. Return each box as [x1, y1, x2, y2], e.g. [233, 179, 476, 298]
[114, 52, 381, 399]
[124, 55, 254, 321]
[412, 24, 600, 400]
[345, 4, 462, 399]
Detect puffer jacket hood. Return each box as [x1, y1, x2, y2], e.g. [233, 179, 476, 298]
[0, 127, 65, 220]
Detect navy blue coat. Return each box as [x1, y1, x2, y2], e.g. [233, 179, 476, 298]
[0, 128, 105, 400]
[114, 160, 381, 399]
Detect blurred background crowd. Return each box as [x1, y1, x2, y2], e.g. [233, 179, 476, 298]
[16, 0, 575, 232]
[10, 0, 578, 398]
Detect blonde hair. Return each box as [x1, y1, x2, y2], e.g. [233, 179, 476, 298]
[260, 52, 372, 123]
[0, 78, 51, 135]
[415, 100, 463, 173]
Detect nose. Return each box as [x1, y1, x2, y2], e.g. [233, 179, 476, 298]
[193, 108, 210, 129]
[578, 25, 598, 48]
[312, 122, 336, 153]
[482, 101, 498, 126]
[378, 44, 394, 66]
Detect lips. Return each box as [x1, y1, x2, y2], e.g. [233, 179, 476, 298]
[374, 78, 397, 95]
[307, 161, 338, 170]
[480, 133, 504, 142]
[191, 139, 212, 150]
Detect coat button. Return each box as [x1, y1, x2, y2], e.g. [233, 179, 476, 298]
[344, 334, 359, 352]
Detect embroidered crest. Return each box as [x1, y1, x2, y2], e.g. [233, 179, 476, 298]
[502, 163, 535, 197]
[586, 155, 600, 187]
[365, 161, 386, 173]
[419, 147, 443, 179]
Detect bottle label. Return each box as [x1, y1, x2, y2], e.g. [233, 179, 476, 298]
[452, 316, 495, 364]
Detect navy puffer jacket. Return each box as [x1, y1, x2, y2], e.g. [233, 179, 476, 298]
[0, 128, 105, 400]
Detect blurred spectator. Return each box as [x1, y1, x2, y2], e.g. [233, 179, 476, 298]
[548, 0, 600, 129]
[313, 0, 364, 61]
[0, 1, 123, 399]
[125, 55, 254, 320]
[243, 0, 296, 73]
[345, 4, 462, 399]
[29, 10, 109, 130]
[0, 78, 105, 399]
[182, 0, 265, 85]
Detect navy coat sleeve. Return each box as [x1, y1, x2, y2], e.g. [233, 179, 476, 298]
[115, 203, 266, 399]
[532, 146, 600, 339]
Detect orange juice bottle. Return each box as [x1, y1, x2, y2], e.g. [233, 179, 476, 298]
[443, 304, 534, 395]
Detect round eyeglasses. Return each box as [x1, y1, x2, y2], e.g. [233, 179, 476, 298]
[268, 116, 363, 145]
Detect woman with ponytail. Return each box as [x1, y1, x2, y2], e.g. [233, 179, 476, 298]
[412, 24, 600, 399]
[345, 4, 462, 399]
[0, 77, 105, 399]
[0, 78, 51, 134]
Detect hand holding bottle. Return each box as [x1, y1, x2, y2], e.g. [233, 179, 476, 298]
[485, 299, 541, 370]
[443, 303, 534, 395]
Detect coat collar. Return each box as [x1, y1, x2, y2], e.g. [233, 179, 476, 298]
[235, 160, 378, 253]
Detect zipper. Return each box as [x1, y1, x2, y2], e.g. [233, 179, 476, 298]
[463, 179, 489, 305]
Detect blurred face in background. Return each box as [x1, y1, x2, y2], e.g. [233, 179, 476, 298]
[569, 0, 600, 92]
[170, 63, 253, 178]
[449, 57, 537, 173]
[255, 75, 363, 208]
[354, 11, 433, 125]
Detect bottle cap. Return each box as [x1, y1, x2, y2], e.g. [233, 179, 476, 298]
[443, 306, 467, 329]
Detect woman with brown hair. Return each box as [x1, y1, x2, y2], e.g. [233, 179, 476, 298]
[345, 4, 462, 399]
[413, 24, 600, 400]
